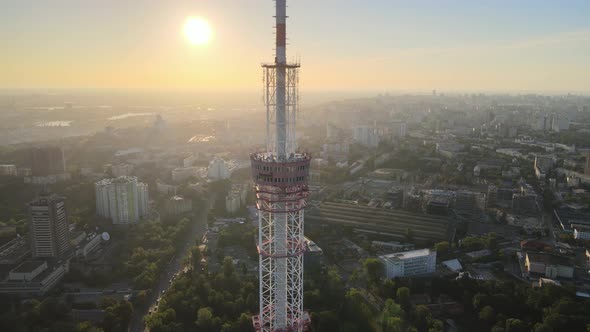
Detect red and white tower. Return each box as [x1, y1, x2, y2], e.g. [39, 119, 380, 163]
[251, 1, 310, 331]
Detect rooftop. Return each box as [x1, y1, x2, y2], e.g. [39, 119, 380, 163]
[526, 252, 571, 267]
[0, 237, 31, 264]
[96, 176, 139, 185]
[380, 248, 432, 260]
[572, 224, 590, 231]
[12, 260, 45, 273]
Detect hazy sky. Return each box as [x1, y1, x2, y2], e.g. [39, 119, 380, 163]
[2, 0, 590, 92]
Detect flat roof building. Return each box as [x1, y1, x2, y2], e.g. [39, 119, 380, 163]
[573, 224, 590, 241]
[525, 252, 573, 279]
[0, 260, 67, 296]
[380, 248, 437, 279]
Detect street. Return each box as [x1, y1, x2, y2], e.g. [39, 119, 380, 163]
[128, 205, 209, 332]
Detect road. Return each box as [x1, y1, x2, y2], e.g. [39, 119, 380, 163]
[128, 206, 209, 332]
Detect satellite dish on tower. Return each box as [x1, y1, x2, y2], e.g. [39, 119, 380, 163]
[101, 232, 110, 241]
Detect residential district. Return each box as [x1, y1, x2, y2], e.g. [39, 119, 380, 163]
[1, 93, 590, 331]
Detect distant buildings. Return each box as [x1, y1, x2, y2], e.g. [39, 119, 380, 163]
[156, 181, 179, 195]
[172, 166, 198, 183]
[304, 237, 323, 268]
[524, 252, 573, 279]
[183, 154, 198, 168]
[109, 163, 134, 177]
[389, 121, 407, 140]
[0, 260, 68, 296]
[29, 191, 70, 258]
[225, 195, 241, 215]
[321, 140, 349, 162]
[72, 232, 102, 260]
[585, 152, 590, 175]
[512, 185, 538, 215]
[352, 125, 379, 148]
[30, 146, 66, 176]
[423, 191, 451, 215]
[0, 164, 18, 176]
[225, 183, 248, 215]
[534, 155, 556, 179]
[380, 249, 437, 279]
[207, 158, 229, 180]
[164, 195, 192, 216]
[27, 146, 70, 184]
[0, 237, 30, 267]
[573, 224, 590, 241]
[454, 191, 486, 216]
[95, 176, 149, 224]
[436, 142, 465, 159]
[487, 185, 515, 209]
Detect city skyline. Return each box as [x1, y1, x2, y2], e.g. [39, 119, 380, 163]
[2, 0, 590, 93]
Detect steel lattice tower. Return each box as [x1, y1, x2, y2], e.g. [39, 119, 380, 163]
[251, 1, 310, 331]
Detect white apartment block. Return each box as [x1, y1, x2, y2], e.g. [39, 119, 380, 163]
[95, 176, 149, 224]
[207, 158, 229, 180]
[353, 125, 379, 148]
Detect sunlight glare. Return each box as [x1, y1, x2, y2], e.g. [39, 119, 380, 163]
[184, 17, 212, 46]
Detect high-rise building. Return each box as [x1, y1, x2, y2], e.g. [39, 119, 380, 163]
[390, 121, 407, 139]
[29, 191, 70, 258]
[585, 152, 590, 175]
[352, 125, 379, 147]
[95, 176, 149, 224]
[30, 146, 66, 176]
[207, 158, 229, 180]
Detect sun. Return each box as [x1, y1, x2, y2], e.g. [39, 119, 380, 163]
[184, 17, 212, 46]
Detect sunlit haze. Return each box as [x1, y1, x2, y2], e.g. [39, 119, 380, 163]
[1, 0, 590, 93]
[3, 1, 590, 332]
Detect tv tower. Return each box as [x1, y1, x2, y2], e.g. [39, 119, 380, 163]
[250, 0, 311, 331]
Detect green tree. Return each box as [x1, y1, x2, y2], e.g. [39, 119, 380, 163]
[382, 299, 403, 318]
[429, 319, 444, 332]
[363, 258, 385, 283]
[383, 316, 406, 332]
[145, 308, 180, 332]
[434, 241, 450, 255]
[396, 287, 412, 313]
[479, 305, 496, 324]
[414, 305, 432, 331]
[76, 321, 105, 332]
[533, 323, 553, 332]
[223, 257, 235, 278]
[196, 307, 217, 332]
[486, 232, 498, 250]
[506, 318, 527, 332]
[102, 300, 133, 332]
